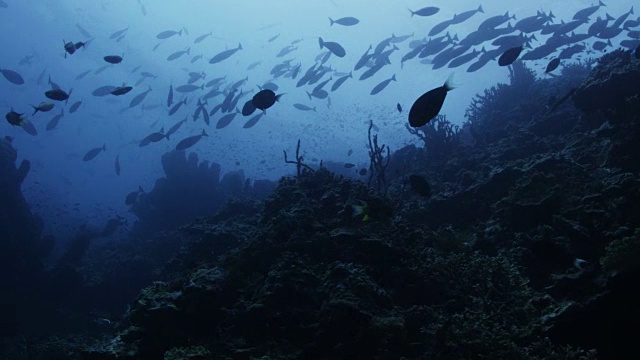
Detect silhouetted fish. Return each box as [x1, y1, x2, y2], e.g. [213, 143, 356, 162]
[1, 68, 25, 85]
[156, 29, 182, 39]
[329, 17, 359, 26]
[319, 37, 346, 57]
[209, 44, 242, 64]
[175, 129, 207, 150]
[83, 144, 106, 161]
[408, 74, 455, 127]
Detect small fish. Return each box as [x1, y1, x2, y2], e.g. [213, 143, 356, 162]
[167, 83, 174, 107]
[83, 144, 106, 161]
[140, 71, 157, 79]
[169, 98, 187, 116]
[175, 84, 203, 93]
[22, 121, 37, 136]
[194, 31, 212, 44]
[344, 163, 356, 168]
[352, 201, 371, 222]
[5, 110, 26, 126]
[75, 69, 92, 80]
[268, 33, 280, 42]
[92, 85, 116, 97]
[293, 103, 316, 112]
[545, 58, 561, 74]
[165, 117, 186, 140]
[76, 23, 93, 38]
[139, 127, 166, 147]
[167, 48, 190, 61]
[111, 86, 133, 96]
[175, 129, 208, 150]
[409, 6, 439, 17]
[109, 26, 129, 40]
[31, 102, 55, 115]
[46, 109, 64, 131]
[408, 74, 455, 128]
[498, 45, 524, 66]
[129, 86, 152, 108]
[318, 37, 346, 57]
[209, 43, 243, 64]
[0, 68, 25, 85]
[331, 72, 352, 92]
[347, 149, 353, 156]
[243, 112, 264, 128]
[370, 74, 396, 95]
[104, 55, 123, 64]
[45, 88, 72, 102]
[329, 17, 360, 26]
[156, 29, 182, 39]
[397, 103, 402, 113]
[216, 110, 240, 129]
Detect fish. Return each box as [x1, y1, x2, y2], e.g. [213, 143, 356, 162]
[191, 54, 203, 63]
[498, 45, 524, 66]
[592, 39, 612, 51]
[109, 26, 129, 40]
[45, 89, 72, 102]
[352, 201, 371, 222]
[46, 109, 64, 131]
[175, 129, 208, 150]
[175, 84, 203, 93]
[319, 37, 346, 57]
[242, 100, 257, 116]
[194, 31, 212, 44]
[329, 17, 359, 26]
[545, 58, 561, 74]
[104, 55, 123, 64]
[408, 175, 431, 198]
[408, 74, 455, 128]
[216, 110, 240, 129]
[115, 155, 120, 176]
[573, 0, 606, 21]
[139, 127, 166, 147]
[167, 48, 190, 61]
[293, 103, 316, 112]
[243, 112, 264, 128]
[76, 24, 93, 38]
[111, 86, 132, 96]
[94, 65, 109, 75]
[156, 29, 182, 39]
[129, 86, 152, 108]
[69, 99, 83, 113]
[167, 83, 174, 107]
[125, 186, 144, 205]
[331, 72, 352, 92]
[347, 149, 353, 156]
[268, 33, 280, 42]
[140, 71, 157, 79]
[344, 163, 355, 168]
[370, 74, 396, 95]
[0, 68, 25, 85]
[83, 144, 106, 161]
[22, 121, 37, 136]
[75, 69, 92, 80]
[165, 117, 186, 140]
[409, 6, 439, 17]
[31, 102, 54, 115]
[92, 85, 116, 97]
[451, 5, 484, 25]
[252, 89, 283, 112]
[5, 110, 26, 126]
[209, 43, 243, 64]
[397, 103, 402, 113]
[359, 168, 367, 176]
[169, 98, 187, 116]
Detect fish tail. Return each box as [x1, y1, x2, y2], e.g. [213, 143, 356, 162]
[238, 43, 243, 50]
[408, 8, 414, 17]
[444, 73, 457, 91]
[329, 17, 334, 26]
[478, 5, 484, 13]
[102, 144, 106, 151]
[391, 74, 396, 81]
[31, 106, 38, 115]
[202, 129, 208, 137]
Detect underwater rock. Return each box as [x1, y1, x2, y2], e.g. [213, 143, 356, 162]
[572, 49, 640, 116]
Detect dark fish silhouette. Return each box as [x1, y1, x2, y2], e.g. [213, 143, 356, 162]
[45, 88, 72, 101]
[409, 6, 439, 17]
[408, 75, 455, 128]
[209, 44, 242, 64]
[83, 144, 106, 161]
[176, 129, 207, 150]
[111, 86, 133, 96]
[156, 29, 182, 39]
[545, 58, 561, 73]
[498, 45, 524, 66]
[1, 68, 25, 85]
[104, 55, 123, 64]
[319, 37, 346, 57]
[252, 89, 283, 112]
[243, 113, 264, 129]
[329, 17, 359, 26]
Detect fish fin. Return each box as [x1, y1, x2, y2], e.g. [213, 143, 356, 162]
[329, 17, 334, 26]
[444, 73, 458, 91]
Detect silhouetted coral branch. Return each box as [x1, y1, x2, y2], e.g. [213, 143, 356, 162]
[367, 120, 390, 196]
[283, 139, 314, 177]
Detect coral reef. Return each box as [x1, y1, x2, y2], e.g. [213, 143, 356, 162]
[131, 150, 276, 234]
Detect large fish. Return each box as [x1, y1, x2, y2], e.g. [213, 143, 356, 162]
[156, 29, 182, 39]
[1, 68, 25, 85]
[129, 86, 153, 108]
[408, 74, 455, 127]
[319, 37, 346, 57]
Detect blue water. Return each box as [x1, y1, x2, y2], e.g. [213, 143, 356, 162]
[0, 0, 635, 248]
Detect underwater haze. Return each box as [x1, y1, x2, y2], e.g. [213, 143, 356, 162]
[1, 0, 635, 238]
[1, 0, 640, 358]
